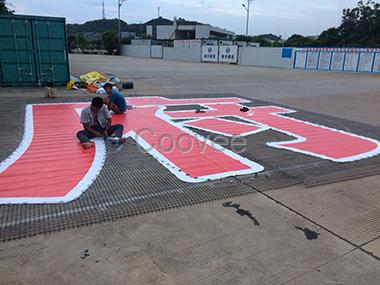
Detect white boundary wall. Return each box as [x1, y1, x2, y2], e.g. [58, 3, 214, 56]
[151, 46, 163, 58]
[121, 45, 294, 68]
[120, 45, 380, 74]
[163, 47, 202, 62]
[120, 45, 151, 58]
[174, 40, 202, 48]
[239, 47, 294, 69]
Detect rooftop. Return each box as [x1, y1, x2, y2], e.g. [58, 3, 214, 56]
[146, 17, 205, 26]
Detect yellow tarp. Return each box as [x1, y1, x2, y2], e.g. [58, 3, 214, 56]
[66, 80, 75, 90]
[79, 71, 107, 85]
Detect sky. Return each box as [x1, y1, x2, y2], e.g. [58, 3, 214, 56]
[9, 0, 361, 37]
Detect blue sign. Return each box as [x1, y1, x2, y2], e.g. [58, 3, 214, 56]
[282, 48, 293, 59]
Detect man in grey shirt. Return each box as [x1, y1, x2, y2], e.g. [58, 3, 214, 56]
[77, 97, 125, 149]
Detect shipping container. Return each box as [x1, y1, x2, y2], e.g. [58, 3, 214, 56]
[0, 14, 70, 86]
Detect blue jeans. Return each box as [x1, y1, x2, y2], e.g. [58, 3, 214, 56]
[77, 124, 124, 143]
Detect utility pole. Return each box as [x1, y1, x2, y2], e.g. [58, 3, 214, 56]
[242, 0, 254, 36]
[102, 1, 105, 19]
[158, 7, 160, 18]
[118, 0, 127, 43]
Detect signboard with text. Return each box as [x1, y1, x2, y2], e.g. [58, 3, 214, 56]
[201, 46, 219, 63]
[218, 45, 238, 64]
[294, 47, 380, 73]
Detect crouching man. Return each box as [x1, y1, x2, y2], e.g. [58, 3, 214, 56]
[77, 97, 125, 149]
[103, 83, 127, 114]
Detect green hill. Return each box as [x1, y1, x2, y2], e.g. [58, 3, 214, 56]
[67, 19, 129, 35]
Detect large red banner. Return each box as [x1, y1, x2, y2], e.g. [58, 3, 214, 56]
[0, 97, 379, 204]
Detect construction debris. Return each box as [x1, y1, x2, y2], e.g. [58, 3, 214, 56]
[80, 71, 108, 85]
[66, 71, 134, 93]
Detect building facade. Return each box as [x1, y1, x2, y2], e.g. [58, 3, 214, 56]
[146, 17, 234, 41]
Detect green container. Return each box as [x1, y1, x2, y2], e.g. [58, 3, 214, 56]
[0, 14, 70, 87]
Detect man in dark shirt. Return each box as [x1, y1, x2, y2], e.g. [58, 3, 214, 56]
[103, 83, 127, 114]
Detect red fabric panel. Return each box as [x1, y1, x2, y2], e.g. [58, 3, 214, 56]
[112, 107, 252, 178]
[0, 104, 94, 198]
[165, 104, 378, 160]
[185, 118, 261, 136]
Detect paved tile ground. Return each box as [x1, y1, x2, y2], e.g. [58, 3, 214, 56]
[1, 55, 380, 284]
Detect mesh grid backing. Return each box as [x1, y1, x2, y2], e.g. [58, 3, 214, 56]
[0, 93, 380, 241]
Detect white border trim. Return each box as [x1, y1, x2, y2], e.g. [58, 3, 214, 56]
[125, 105, 264, 183]
[264, 108, 380, 162]
[19, 96, 249, 108]
[164, 104, 380, 163]
[2, 97, 380, 204]
[0, 105, 106, 205]
[128, 96, 250, 108]
[0, 105, 34, 173]
[183, 117, 269, 137]
[0, 98, 254, 204]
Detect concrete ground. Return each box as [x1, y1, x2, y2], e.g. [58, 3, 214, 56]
[1, 54, 380, 284]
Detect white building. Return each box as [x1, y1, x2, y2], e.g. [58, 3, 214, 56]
[146, 17, 234, 41]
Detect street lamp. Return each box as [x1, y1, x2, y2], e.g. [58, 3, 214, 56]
[118, 0, 127, 43]
[242, 0, 254, 36]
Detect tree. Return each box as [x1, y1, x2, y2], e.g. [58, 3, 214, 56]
[67, 35, 76, 51]
[75, 33, 87, 49]
[139, 33, 152, 40]
[121, 37, 131, 45]
[234, 35, 276, 47]
[0, 0, 14, 14]
[316, 28, 341, 46]
[102, 30, 119, 54]
[285, 34, 316, 47]
[93, 39, 104, 49]
[67, 19, 128, 36]
[318, 0, 380, 47]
